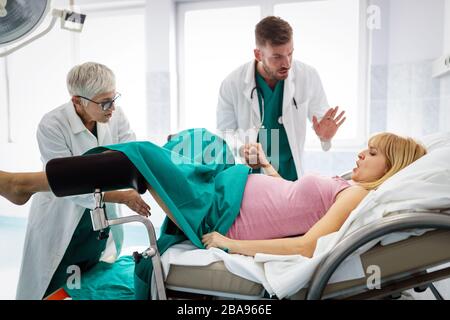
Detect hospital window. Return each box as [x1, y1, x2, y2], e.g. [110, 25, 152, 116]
[274, 0, 368, 149]
[77, 7, 147, 139]
[177, 4, 261, 132]
[178, 0, 368, 149]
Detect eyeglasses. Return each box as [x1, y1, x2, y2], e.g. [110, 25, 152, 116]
[77, 93, 121, 111]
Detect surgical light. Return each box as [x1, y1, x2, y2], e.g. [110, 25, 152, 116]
[0, 0, 86, 57]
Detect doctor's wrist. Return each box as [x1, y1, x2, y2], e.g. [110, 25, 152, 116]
[320, 139, 332, 152]
[103, 190, 126, 204]
[261, 162, 271, 169]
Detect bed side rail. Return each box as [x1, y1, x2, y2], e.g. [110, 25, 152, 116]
[306, 211, 450, 300]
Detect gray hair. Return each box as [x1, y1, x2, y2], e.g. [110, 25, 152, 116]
[66, 62, 116, 104]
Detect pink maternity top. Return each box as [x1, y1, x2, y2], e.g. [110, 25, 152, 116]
[226, 173, 352, 240]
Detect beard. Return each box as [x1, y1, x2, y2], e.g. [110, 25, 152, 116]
[261, 61, 289, 81]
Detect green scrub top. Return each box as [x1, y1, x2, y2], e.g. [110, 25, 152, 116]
[44, 209, 110, 298]
[255, 72, 298, 181]
[87, 128, 250, 300]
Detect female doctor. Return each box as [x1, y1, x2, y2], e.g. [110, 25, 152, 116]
[217, 16, 346, 179]
[16, 62, 150, 300]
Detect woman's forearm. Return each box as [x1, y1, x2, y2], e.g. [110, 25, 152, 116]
[227, 236, 314, 257]
[103, 190, 151, 216]
[262, 164, 282, 178]
[103, 190, 126, 204]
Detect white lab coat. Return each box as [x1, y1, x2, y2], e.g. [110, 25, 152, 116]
[216, 60, 330, 176]
[16, 102, 136, 300]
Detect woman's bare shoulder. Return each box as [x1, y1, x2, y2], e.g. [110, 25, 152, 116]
[337, 184, 369, 201]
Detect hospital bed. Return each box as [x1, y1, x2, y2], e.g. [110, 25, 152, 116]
[45, 147, 450, 300]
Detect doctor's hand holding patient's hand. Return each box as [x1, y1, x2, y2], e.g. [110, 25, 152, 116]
[103, 190, 151, 217]
[312, 106, 346, 142]
[240, 143, 270, 169]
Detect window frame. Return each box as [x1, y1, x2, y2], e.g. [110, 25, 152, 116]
[176, 0, 370, 150]
[72, 0, 146, 63]
[176, 0, 264, 132]
[73, 1, 147, 137]
[0, 58, 11, 143]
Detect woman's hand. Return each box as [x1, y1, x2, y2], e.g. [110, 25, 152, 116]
[241, 143, 270, 169]
[119, 190, 151, 217]
[202, 231, 234, 251]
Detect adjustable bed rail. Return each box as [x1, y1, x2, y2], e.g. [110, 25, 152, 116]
[306, 211, 450, 300]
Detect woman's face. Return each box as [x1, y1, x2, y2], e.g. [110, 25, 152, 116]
[351, 142, 388, 183]
[83, 91, 116, 123]
[73, 91, 117, 124]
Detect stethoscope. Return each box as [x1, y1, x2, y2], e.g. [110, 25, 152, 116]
[250, 85, 298, 129]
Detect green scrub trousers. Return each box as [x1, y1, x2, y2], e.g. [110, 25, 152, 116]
[44, 209, 110, 298]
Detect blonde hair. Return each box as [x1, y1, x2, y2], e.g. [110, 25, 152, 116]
[359, 133, 427, 190]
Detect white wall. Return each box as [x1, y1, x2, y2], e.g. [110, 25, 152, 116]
[0, 0, 72, 217]
[445, 0, 450, 52]
[369, 0, 390, 66]
[0, 58, 8, 144]
[370, 0, 445, 137]
[145, 0, 177, 144]
[388, 0, 444, 64]
[371, 0, 445, 64]
[440, 0, 450, 132]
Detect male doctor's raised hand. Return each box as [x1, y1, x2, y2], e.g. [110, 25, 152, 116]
[239, 106, 346, 172]
[312, 106, 346, 142]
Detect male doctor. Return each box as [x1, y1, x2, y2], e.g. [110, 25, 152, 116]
[16, 62, 150, 299]
[217, 16, 346, 180]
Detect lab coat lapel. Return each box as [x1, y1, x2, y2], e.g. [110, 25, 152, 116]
[282, 69, 296, 117]
[97, 122, 112, 146]
[244, 61, 261, 127]
[66, 103, 102, 147]
[66, 102, 88, 135]
[282, 70, 304, 176]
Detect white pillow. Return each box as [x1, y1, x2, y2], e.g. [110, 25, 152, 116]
[375, 146, 450, 202]
[419, 131, 450, 152]
[373, 145, 450, 245]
